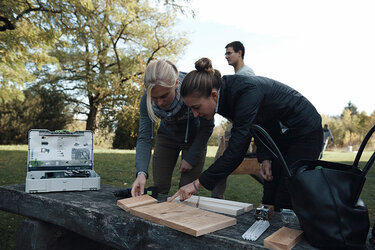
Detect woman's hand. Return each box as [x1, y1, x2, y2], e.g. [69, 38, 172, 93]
[131, 174, 147, 197]
[178, 159, 193, 173]
[168, 179, 201, 202]
[259, 160, 273, 181]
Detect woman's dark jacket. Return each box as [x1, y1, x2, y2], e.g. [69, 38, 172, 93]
[199, 75, 322, 190]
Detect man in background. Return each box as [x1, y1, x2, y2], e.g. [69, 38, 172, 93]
[211, 41, 255, 199]
[225, 41, 255, 76]
[320, 124, 334, 159]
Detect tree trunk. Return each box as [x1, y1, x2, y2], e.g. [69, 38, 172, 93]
[86, 97, 101, 135]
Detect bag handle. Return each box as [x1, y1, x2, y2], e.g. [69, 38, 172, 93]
[362, 152, 375, 176]
[251, 124, 375, 177]
[353, 124, 375, 173]
[250, 124, 291, 177]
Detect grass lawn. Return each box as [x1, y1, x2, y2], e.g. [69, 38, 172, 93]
[0, 145, 374, 249]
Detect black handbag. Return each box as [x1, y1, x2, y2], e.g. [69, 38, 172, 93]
[250, 124, 375, 249]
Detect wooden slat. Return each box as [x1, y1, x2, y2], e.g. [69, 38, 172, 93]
[174, 195, 253, 215]
[264, 227, 303, 250]
[174, 198, 245, 216]
[129, 202, 237, 237]
[117, 195, 158, 212]
[189, 196, 253, 212]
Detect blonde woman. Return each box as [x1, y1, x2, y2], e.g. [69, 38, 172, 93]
[131, 60, 214, 197]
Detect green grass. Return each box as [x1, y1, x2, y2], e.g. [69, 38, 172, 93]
[0, 146, 374, 249]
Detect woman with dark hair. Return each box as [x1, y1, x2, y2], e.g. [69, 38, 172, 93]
[169, 57, 322, 210]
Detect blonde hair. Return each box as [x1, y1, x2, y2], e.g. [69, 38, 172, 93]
[181, 57, 221, 98]
[144, 60, 179, 121]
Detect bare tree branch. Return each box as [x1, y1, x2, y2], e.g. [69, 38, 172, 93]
[16, 4, 61, 21]
[0, 1, 62, 32]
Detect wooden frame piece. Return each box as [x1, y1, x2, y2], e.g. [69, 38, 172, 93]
[264, 227, 303, 250]
[129, 202, 236, 237]
[117, 195, 237, 237]
[194, 196, 253, 212]
[117, 195, 157, 212]
[172, 195, 253, 216]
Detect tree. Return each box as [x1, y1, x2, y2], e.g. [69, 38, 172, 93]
[112, 106, 140, 149]
[363, 111, 375, 149]
[0, 87, 73, 144]
[0, 0, 64, 104]
[30, 0, 190, 136]
[1, 0, 191, 144]
[341, 109, 360, 147]
[343, 101, 358, 116]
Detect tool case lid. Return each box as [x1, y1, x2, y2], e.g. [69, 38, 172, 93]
[27, 129, 94, 171]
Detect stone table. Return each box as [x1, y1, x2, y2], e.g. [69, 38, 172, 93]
[0, 184, 372, 249]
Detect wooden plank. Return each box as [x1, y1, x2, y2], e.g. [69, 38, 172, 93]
[232, 158, 260, 175]
[174, 198, 245, 216]
[188, 195, 253, 212]
[264, 227, 303, 250]
[117, 195, 158, 212]
[171, 195, 253, 216]
[129, 202, 237, 237]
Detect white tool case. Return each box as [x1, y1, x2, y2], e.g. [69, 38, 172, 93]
[25, 129, 100, 193]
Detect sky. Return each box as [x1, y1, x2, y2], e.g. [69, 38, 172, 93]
[173, 0, 374, 124]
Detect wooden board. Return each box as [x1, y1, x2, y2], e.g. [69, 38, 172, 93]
[128, 201, 237, 237]
[173, 195, 253, 216]
[175, 199, 244, 216]
[264, 227, 303, 250]
[117, 195, 157, 212]
[232, 158, 260, 175]
[191, 196, 253, 212]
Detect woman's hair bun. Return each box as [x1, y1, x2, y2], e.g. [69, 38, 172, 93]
[195, 57, 214, 75]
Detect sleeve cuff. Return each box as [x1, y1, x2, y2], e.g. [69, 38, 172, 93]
[136, 171, 148, 179]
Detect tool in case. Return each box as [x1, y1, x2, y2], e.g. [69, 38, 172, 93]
[25, 129, 100, 193]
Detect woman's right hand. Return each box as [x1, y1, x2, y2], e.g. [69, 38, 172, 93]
[131, 174, 147, 197]
[259, 160, 273, 181]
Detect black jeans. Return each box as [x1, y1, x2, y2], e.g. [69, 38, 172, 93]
[262, 128, 323, 211]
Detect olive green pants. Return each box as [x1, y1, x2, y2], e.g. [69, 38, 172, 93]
[152, 134, 207, 195]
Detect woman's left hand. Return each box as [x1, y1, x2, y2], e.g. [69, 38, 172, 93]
[178, 159, 193, 173]
[168, 179, 201, 202]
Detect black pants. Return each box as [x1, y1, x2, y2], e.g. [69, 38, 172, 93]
[262, 128, 323, 211]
